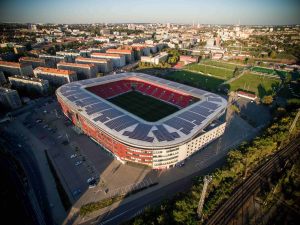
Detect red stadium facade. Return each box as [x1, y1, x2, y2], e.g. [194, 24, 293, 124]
[56, 73, 227, 169]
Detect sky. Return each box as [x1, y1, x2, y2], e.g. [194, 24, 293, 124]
[0, 0, 300, 25]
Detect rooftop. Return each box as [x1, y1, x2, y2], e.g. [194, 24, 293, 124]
[106, 49, 133, 54]
[9, 75, 46, 83]
[34, 67, 75, 76]
[91, 52, 123, 58]
[57, 62, 95, 68]
[19, 57, 45, 63]
[75, 57, 109, 63]
[56, 73, 227, 148]
[0, 61, 26, 68]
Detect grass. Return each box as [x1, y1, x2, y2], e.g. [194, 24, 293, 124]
[229, 72, 281, 98]
[165, 70, 225, 92]
[251, 66, 300, 80]
[201, 60, 244, 70]
[184, 63, 234, 80]
[108, 91, 179, 122]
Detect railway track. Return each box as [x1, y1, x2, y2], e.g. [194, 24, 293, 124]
[206, 137, 300, 225]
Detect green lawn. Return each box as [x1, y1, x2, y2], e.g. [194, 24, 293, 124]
[229, 72, 281, 98]
[201, 60, 244, 70]
[165, 70, 224, 92]
[108, 91, 179, 122]
[251, 66, 300, 80]
[184, 63, 234, 80]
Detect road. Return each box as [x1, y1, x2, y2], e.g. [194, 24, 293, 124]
[0, 131, 53, 225]
[79, 154, 227, 225]
[205, 136, 300, 225]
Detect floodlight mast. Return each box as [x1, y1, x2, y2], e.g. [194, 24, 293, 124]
[197, 175, 212, 219]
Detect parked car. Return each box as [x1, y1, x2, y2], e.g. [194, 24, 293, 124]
[86, 177, 95, 183]
[70, 154, 77, 159]
[75, 161, 82, 166]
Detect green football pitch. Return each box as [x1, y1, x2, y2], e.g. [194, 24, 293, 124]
[108, 91, 180, 122]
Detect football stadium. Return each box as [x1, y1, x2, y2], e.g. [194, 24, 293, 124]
[56, 73, 227, 169]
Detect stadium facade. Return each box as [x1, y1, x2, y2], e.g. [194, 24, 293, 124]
[56, 73, 227, 169]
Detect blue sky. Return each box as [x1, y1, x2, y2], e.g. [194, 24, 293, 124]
[0, 0, 299, 25]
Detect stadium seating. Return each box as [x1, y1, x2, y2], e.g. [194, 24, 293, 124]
[87, 79, 195, 108]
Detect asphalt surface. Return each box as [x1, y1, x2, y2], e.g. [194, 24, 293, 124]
[0, 130, 53, 225]
[80, 155, 227, 225]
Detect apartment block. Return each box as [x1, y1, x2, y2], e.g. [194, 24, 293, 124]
[0, 87, 22, 109]
[75, 57, 113, 73]
[57, 62, 97, 79]
[0, 61, 33, 76]
[91, 53, 126, 68]
[9, 75, 49, 95]
[19, 57, 46, 69]
[34, 67, 77, 87]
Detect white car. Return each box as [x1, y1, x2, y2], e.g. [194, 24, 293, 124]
[70, 154, 77, 159]
[75, 161, 82, 166]
[87, 177, 95, 183]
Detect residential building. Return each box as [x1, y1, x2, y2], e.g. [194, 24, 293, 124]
[57, 62, 97, 80]
[91, 53, 126, 68]
[34, 67, 77, 87]
[0, 87, 22, 109]
[0, 61, 33, 76]
[75, 57, 113, 73]
[106, 49, 134, 63]
[141, 52, 168, 65]
[56, 51, 80, 63]
[39, 54, 66, 68]
[9, 75, 49, 95]
[19, 57, 46, 69]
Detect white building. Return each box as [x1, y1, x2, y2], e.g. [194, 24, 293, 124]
[141, 52, 168, 65]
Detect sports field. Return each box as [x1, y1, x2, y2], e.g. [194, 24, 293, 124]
[108, 91, 179, 122]
[184, 63, 234, 79]
[165, 70, 224, 92]
[201, 60, 244, 70]
[229, 72, 281, 98]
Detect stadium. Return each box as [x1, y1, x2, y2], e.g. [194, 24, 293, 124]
[56, 73, 227, 169]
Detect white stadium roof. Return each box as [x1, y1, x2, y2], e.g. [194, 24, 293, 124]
[56, 73, 227, 148]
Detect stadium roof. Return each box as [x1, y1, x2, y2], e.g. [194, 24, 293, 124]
[56, 73, 227, 148]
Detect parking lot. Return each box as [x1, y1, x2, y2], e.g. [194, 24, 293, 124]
[4, 99, 158, 208]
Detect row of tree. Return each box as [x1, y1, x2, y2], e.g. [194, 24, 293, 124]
[127, 106, 300, 225]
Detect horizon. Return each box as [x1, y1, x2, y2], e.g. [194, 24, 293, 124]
[0, 0, 300, 25]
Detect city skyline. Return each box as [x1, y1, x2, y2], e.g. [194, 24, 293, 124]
[0, 0, 300, 25]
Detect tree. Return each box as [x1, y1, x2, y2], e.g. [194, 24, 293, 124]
[262, 95, 273, 105]
[285, 73, 292, 83]
[270, 51, 277, 59]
